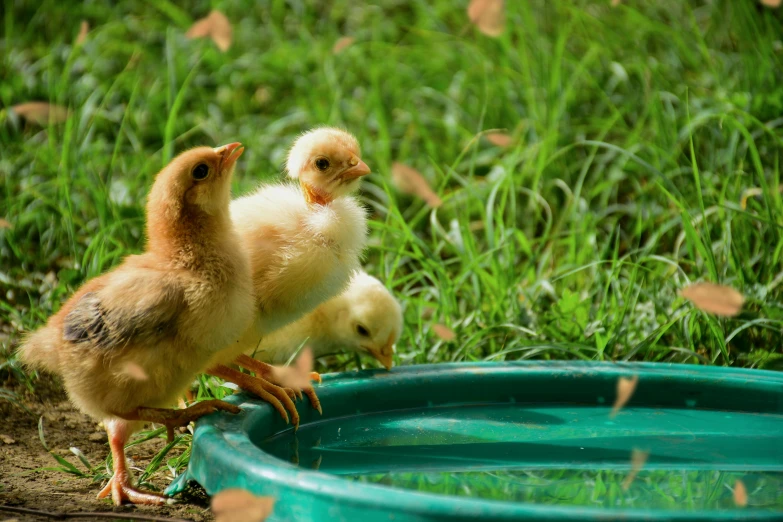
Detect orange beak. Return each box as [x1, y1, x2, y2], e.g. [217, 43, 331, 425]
[342, 158, 371, 180]
[214, 142, 245, 173]
[365, 332, 395, 370]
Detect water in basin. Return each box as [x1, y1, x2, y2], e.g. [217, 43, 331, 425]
[257, 403, 783, 510]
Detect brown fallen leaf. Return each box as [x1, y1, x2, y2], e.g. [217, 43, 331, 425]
[467, 0, 505, 37]
[621, 448, 649, 490]
[391, 162, 443, 208]
[270, 347, 313, 390]
[76, 20, 89, 45]
[733, 479, 748, 507]
[1, 434, 16, 445]
[11, 102, 70, 126]
[761, 0, 781, 7]
[212, 489, 275, 522]
[680, 282, 744, 317]
[0, 218, 12, 230]
[186, 10, 233, 52]
[485, 132, 513, 147]
[432, 324, 456, 342]
[610, 375, 638, 418]
[332, 36, 355, 54]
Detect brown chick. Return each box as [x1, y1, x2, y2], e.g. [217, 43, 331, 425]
[205, 128, 370, 427]
[17, 143, 254, 506]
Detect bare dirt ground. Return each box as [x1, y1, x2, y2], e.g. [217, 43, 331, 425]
[0, 374, 213, 522]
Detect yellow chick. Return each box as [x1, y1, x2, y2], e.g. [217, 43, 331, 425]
[206, 128, 370, 426]
[250, 271, 402, 370]
[17, 143, 254, 505]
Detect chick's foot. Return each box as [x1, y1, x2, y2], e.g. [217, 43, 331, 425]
[98, 473, 170, 506]
[208, 364, 300, 428]
[99, 419, 175, 506]
[234, 354, 323, 414]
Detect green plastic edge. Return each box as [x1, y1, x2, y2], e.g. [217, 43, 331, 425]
[167, 361, 783, 521]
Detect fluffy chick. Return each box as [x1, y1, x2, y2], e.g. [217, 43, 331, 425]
[18, 143, 253, 506]
[250, 271, 402, 370]
[206, 128, 369, 426]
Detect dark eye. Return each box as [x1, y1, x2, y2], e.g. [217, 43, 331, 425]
[192, 163, 210, 180]
[315, 158, 330, 171]
[355, 324, 370, 337]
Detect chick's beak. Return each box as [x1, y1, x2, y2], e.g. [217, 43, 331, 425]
[214, 142, 245, 173]
[342, 158, 371, 180]
[366, 332, 396, 371]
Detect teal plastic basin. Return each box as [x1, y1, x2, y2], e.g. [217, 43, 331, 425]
[167, 362, 783, 521]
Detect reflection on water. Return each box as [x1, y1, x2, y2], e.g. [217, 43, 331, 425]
[348, 469, 783, 509]
[257, 402, 783, 511]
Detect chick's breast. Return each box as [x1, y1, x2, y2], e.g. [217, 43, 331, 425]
[230, 183, 367, 338]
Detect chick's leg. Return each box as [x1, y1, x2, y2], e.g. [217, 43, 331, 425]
[234, 354, 322, 414]
[207, 364, 300, 428]
[121, 399, 242, 442]
[97, 419, 169, 506]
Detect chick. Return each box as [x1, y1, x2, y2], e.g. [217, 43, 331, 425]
[250, 271, 402, 370]
[206, 128, 369, 426]
[18, 143, 254, 505]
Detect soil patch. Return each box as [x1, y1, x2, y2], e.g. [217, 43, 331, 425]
[0, 373, 213, 521]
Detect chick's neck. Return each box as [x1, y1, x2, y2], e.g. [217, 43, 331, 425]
[147, 205, 234, 269]
[300, 181, 332, 206]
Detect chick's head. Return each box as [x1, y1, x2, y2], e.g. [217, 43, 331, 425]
[332, 272, 402, 370]
[286, 127, 370, 204]
[148, 143, 244, 218]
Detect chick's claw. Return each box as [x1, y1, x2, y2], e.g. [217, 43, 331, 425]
[233, 354, 320, 416]
[98, 474, 171, 506]
[303, 385, 322, 415]
[207, 364, 299, 428]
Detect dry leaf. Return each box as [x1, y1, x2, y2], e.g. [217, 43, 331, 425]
[621, 448, 649, 490]
[271, 348, 313, 389]
[1, 434, 16, 445]
[186, 10, 233, 52]
[610, 375, 638, 418]
[11, 102, 70, 126]
[391, 162, 443, 208]
[485, 132, 513, 147]
[212, 489, 275, 522]
[733, 479, 748, 507]
[467, 0, 505, 37]
[76, 20, 89, 45]
[761, 0, 781, 7]
[332, 36, 355, 54]
[680, 283, 744, 317]
[0, 218, 12, 230]
[432, 324, 456, 342]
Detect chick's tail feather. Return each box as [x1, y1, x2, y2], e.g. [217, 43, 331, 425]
[17, 327, 62, 374]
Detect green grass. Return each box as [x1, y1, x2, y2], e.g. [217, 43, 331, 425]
[2, 0, 783, 500]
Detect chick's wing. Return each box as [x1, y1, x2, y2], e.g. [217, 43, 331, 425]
[63, 268, 185, 351]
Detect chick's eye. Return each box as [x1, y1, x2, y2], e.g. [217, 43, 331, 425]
[192, 163, 210, 180]
[355, 324, 370, 337]
[315, 158, 330, 171]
